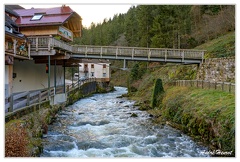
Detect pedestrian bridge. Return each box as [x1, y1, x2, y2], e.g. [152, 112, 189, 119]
[71, 45, 204, 64]
[28, 36, 205, 64]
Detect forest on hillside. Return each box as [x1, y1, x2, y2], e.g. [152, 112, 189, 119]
[73, 5, 235, 49]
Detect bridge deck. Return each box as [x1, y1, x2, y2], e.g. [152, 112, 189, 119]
[28, 36, 205, 64]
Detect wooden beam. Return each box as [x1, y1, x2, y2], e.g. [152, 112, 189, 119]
[34, 58, 82, 66]
[30, 50, 56, 56]
[32, 55, 70, 60]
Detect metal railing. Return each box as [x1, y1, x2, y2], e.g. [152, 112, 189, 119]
[175, 80, 235, 93]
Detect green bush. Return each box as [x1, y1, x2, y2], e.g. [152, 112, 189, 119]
[151, 78, 164, 108]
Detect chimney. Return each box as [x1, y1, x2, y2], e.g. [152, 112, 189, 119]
[61, 4, 68, 12]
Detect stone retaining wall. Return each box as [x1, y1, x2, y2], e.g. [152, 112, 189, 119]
[197, 57, 235, 83]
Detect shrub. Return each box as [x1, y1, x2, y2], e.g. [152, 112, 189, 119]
[5, 122, 30, 157]
[151, 78, 164, 108]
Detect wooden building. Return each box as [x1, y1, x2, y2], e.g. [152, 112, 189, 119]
[14, 5, 82, 41]
[5, 5, 83, 111]
[5, 5, 31, 98]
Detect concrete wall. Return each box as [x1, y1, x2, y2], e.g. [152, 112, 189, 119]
[12, 60, 64, 93]
[5, 65, 13, 98]
[197, 57, 235, 83]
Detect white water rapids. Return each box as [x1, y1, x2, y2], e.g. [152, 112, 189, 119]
[41, 87, 209, 157]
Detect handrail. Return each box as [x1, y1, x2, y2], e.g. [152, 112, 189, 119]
[27, 36, 206, 63]
[5, 79, 97, 113]
[5, 87, 55, 113]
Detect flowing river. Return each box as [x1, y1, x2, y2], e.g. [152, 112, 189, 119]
[41, 87, 209, 157]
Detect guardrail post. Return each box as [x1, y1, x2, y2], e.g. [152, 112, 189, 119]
[182, 51, 184, 63]
[38, 92, 41, 103]
[148, 49, 151, 61]
[85, 46, 88, 57]
[26, 93, 30, 106]
[132, 48, 134, 59]
[116, 47, 118, 58]
[165, 49, 167, 62]
[229, 83, 231, 93]
[9, 95, 14, 112]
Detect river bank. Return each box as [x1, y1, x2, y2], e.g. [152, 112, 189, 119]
[135, 85, 235, 157]
[5, 82, 113, 157]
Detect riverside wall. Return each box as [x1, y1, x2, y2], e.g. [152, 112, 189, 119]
[197, 57, 235, 83]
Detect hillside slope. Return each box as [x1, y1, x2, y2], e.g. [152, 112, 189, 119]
[195, 31, 235, 58]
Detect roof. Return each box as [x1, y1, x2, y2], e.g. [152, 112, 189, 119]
[5, 5, 24, 17]
[13, 5, 82, 37]
[14, 6, 81, 27]
[5, 14, 18, 28]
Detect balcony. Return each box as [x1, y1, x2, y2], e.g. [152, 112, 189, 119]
[5, 33, 30, 60]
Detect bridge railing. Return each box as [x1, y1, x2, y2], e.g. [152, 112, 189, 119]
[27, 36, 205, 62]
[72, 45, 205, 61]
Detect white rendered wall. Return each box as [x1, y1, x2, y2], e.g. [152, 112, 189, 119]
[79, 63, 110, 79]
[12, 60, 64, 93]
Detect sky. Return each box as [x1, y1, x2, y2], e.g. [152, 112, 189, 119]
[20, 4, 133, 28]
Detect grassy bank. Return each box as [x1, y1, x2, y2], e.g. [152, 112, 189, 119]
[148, 86, 235, 156]
[195, 31, 235, 58]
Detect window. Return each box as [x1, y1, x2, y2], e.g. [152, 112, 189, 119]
[91, 64, 94, 68]
[103, 73, 106, 77]
[91, 72, 94, 77]
[103, 64, 106, 68]
[31, 14, 43, 21]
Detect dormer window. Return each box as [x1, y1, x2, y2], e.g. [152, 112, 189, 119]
[31, 14, 43, 21]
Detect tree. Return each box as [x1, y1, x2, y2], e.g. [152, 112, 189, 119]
[151, 78, 164, 108]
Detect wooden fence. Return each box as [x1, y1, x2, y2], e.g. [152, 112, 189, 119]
[5, 87, 55, 113]
[5, 78, 96, 113]
[175, 80, 235, 93]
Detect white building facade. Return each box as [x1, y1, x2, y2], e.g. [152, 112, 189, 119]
[12, 60, 64, 93]
[79, 60, 110, 82]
